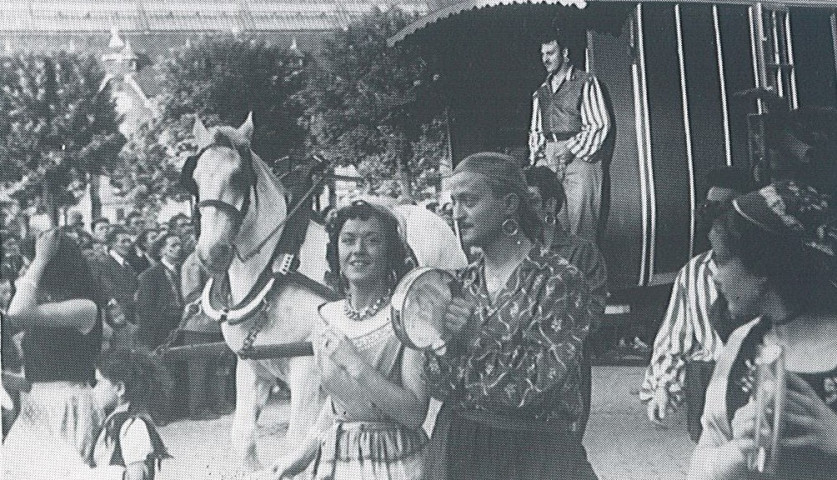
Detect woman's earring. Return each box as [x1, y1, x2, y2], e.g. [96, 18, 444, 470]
[544, 213, 556, 226]
[502, 218, 520, 237]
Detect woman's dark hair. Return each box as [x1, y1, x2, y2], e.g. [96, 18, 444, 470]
[96, 347, 174, 414]
[713, 210, 837, 314]
[325, 201, 415, 295]
[525, 166, 566, 213]
[136, 228, 158, 251]
[20, 232, 104, 307]
[105, 225, 130, 246]
[150, 232, 180, 261]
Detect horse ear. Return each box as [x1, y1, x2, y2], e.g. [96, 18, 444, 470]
[238, 112, 254, 142]
[193, 116, 211, 147]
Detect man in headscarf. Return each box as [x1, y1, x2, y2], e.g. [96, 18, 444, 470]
[425, 152, 597, 480]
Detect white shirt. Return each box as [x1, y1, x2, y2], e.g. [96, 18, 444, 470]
[160, 258, 178, 276]
[92, 405, 154, 468]
[109, 250, 128, 268]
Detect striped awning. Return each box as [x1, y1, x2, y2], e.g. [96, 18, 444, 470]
[387, 0, 585, 46]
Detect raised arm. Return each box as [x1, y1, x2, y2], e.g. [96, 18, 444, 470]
[6, 230, 97, 334]
[317, 328, 429, 430]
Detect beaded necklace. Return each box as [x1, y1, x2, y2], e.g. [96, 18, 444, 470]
[343, 292, 390, 322]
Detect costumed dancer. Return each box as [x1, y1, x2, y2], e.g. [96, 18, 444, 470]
[4, 229, 105, 479]
[267, 200, 428, 479]
[689, 181, 837, 480]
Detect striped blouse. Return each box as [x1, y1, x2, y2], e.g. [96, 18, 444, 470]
[639, 251, 724, 406]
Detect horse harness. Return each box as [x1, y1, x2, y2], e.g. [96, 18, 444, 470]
[171, 143, 339, 358]
[181, 142, 256, 236]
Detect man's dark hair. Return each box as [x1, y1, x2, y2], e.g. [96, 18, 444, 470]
[766, 106, 837, 196]
[136, 228, 158, 251]
[105, 225, 131, 246]
[125, 211, 142, 224]
[91, 217, 110, 230]
[536, 27, 572, 49]
[705, 166, 753, 194]
[525, 166, 565, 212]
[168, 213, 190, 230]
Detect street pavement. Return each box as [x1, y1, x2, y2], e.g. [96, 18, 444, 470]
[156, 366, 695, 479]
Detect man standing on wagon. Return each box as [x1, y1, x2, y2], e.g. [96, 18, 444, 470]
[529, 26, 612, 244]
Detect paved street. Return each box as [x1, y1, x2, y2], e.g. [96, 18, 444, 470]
[157, 366, 695, 479]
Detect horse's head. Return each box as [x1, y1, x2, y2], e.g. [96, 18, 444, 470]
[183, 114, 257, 276]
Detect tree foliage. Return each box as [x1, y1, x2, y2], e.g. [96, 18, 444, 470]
[299, 8, 447, 200]
[115, 35, 309, 209]
[0, 52, 124, 217]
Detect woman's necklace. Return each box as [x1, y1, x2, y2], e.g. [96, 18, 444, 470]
[343, 292, 390, 322]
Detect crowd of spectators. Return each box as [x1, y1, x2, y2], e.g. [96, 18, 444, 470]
[2, 209, 233, 429]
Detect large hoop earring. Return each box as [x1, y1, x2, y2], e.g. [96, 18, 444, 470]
[502, 218, 520, 237]
[544, 213, 556, 226]
[388, 269, 398, 289]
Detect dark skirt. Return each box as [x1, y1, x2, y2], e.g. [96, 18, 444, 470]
[428, 404, 598, 480]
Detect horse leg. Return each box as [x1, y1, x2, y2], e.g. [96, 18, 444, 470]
[231, 359, 270, 471]
[284, 356, 324, 450]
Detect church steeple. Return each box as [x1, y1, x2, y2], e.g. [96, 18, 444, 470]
[103, 27, 138, 76]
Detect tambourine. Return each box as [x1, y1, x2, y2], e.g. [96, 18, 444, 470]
[749, 343, 786, 478]
[391, 267, 459, 351]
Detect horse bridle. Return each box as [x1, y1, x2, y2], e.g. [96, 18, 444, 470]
[181, 142, 256, 236]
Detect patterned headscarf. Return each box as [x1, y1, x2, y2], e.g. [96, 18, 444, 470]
[732, 180, 836, 269]
[451, 152, 541, 241]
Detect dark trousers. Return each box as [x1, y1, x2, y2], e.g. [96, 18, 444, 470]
[183, 331, 231, 416]
[437, 407, 598, 480]
[685, 359, 716, 443]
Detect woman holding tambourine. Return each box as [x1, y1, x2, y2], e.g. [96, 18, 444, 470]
[266, 200, 428, 480]
[688, 181, 837, 480]
[420, 153, 598, 480]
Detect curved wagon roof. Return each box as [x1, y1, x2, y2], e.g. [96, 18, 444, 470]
[388, 0, 837, 45]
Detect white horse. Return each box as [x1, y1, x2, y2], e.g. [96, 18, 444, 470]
[186, 114, 466, 471]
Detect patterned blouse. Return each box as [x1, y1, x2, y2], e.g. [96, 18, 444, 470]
[424, 245, 591, 424]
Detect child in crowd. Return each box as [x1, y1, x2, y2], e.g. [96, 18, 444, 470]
[91, 347, 173, 480]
